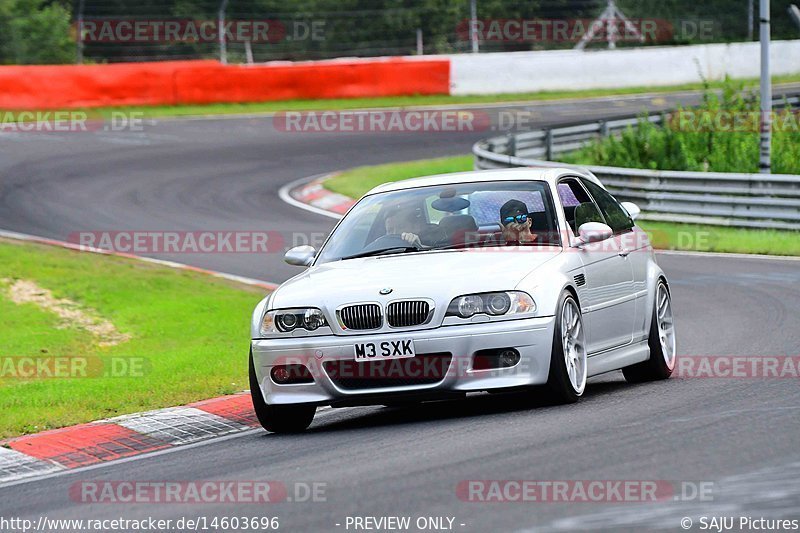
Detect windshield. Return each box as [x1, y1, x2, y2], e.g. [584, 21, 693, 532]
[315, 180, 559, 264]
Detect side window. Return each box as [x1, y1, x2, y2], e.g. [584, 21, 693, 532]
[580, 179, 634, 234]
[557, 179, 603, 233]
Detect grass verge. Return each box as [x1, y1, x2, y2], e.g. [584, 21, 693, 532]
[6, 74, 799, 119]
[325, 155, 474, 198]
[0, 238, 266, 439]
[642, 221, 800, 256]
[322, 155, 800, 257]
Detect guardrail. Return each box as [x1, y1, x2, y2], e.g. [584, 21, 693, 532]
[473, 93, 800, 230]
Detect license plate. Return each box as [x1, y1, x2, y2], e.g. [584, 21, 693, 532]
[354, 339, 415, 362]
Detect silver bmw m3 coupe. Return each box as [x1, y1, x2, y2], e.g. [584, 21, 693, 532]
[250, 168, 676, 432]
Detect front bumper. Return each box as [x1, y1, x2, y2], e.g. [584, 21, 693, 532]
[251, 316, 556, 406]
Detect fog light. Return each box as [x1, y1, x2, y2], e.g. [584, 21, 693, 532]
[499, 349, 520, 367]
[270, 364, 314, 384]
[472, 348, 521, 370]
[271, 366, 291, 384]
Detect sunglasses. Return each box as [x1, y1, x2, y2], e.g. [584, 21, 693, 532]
[502, 213, 529, 225]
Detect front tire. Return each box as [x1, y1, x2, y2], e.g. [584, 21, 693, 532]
[622, 280, 676, 383]
[249, 351, 315, 433]
[545, 292, 587, 404]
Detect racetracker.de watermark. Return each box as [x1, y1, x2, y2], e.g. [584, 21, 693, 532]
[274, 110, 491, 133]
[667, 110, 800, 133]
[65, 228, 714, 255]
[69, 231, 285, 254]
[456, 480, 714, 503]
[264, 355, 800, 387]
[76, 19, 325, 43]
[455, 18, 673, 44]
[0, 111, 146, 133]
[0, 356, 149, 379]
[674, 356, 800, 378]
[69, 481, 326, 504]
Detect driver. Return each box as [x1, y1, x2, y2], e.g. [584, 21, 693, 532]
[384, 206, 423, 247]
[500, 199, 538, 244]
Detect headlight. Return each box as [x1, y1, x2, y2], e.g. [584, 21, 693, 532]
[260, 308, 328, 336]
[457, 294, 484, 317]
[446, 291, 535, 319]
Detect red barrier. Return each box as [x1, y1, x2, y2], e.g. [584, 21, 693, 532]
[0, 58, 450, 110]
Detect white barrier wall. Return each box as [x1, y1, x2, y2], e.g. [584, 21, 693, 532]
[448, 40, 800, 95]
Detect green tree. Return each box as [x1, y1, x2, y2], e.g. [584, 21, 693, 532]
[0, 0, 74, 64]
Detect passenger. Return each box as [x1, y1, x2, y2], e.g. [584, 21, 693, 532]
[499, 199, 538, 244]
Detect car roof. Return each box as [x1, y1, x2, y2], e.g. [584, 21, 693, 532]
[365, 167, 603, 196]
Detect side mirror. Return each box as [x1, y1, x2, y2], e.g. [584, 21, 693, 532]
[576, 222, 613, 246]
[621, 201, 641, 221]
[284, 245, 316, 267]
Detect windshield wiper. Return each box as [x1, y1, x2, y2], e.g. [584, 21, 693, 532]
[340, 246, 421, 261]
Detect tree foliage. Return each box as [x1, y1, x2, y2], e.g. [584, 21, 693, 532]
[0, 0, 74, 64]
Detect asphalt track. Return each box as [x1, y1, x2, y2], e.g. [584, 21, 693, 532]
[1, 89, 800, 532]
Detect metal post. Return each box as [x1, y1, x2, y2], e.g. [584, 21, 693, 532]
[218, 0, 229, 65]
[607, 0, 616, 49]
[76, 0, 85, 64]
[244, 40, 254, 64]
[759, 0, 771, 173]
[416, 28, 423, 55]
[789, 4, 800, 30]
[576, 0, 641, 51]
[748, 0, 754, 40]
[470, 0, 479, 53]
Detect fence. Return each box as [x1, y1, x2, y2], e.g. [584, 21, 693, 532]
[47, 0, 800, 64]
[473, 93, 800, 230]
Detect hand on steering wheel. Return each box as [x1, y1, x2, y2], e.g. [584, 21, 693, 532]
[401, 232, 422, 248]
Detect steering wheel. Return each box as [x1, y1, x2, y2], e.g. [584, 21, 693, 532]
[362, 234, 416, 252]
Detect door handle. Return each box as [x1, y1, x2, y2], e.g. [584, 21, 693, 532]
[618, 249, 631, 257]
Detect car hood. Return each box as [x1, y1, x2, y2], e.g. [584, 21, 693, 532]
[270, 248, 561, 310]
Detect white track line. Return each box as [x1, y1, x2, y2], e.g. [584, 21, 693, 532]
[278, 172, 344, 220]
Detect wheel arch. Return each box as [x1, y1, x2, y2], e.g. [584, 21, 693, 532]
[563, 283, 581, 308]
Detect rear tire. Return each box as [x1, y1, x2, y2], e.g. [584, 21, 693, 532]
[544, 292, 587, 404]
[622, 280, 676, 383]
[249, 351, 316, 433]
